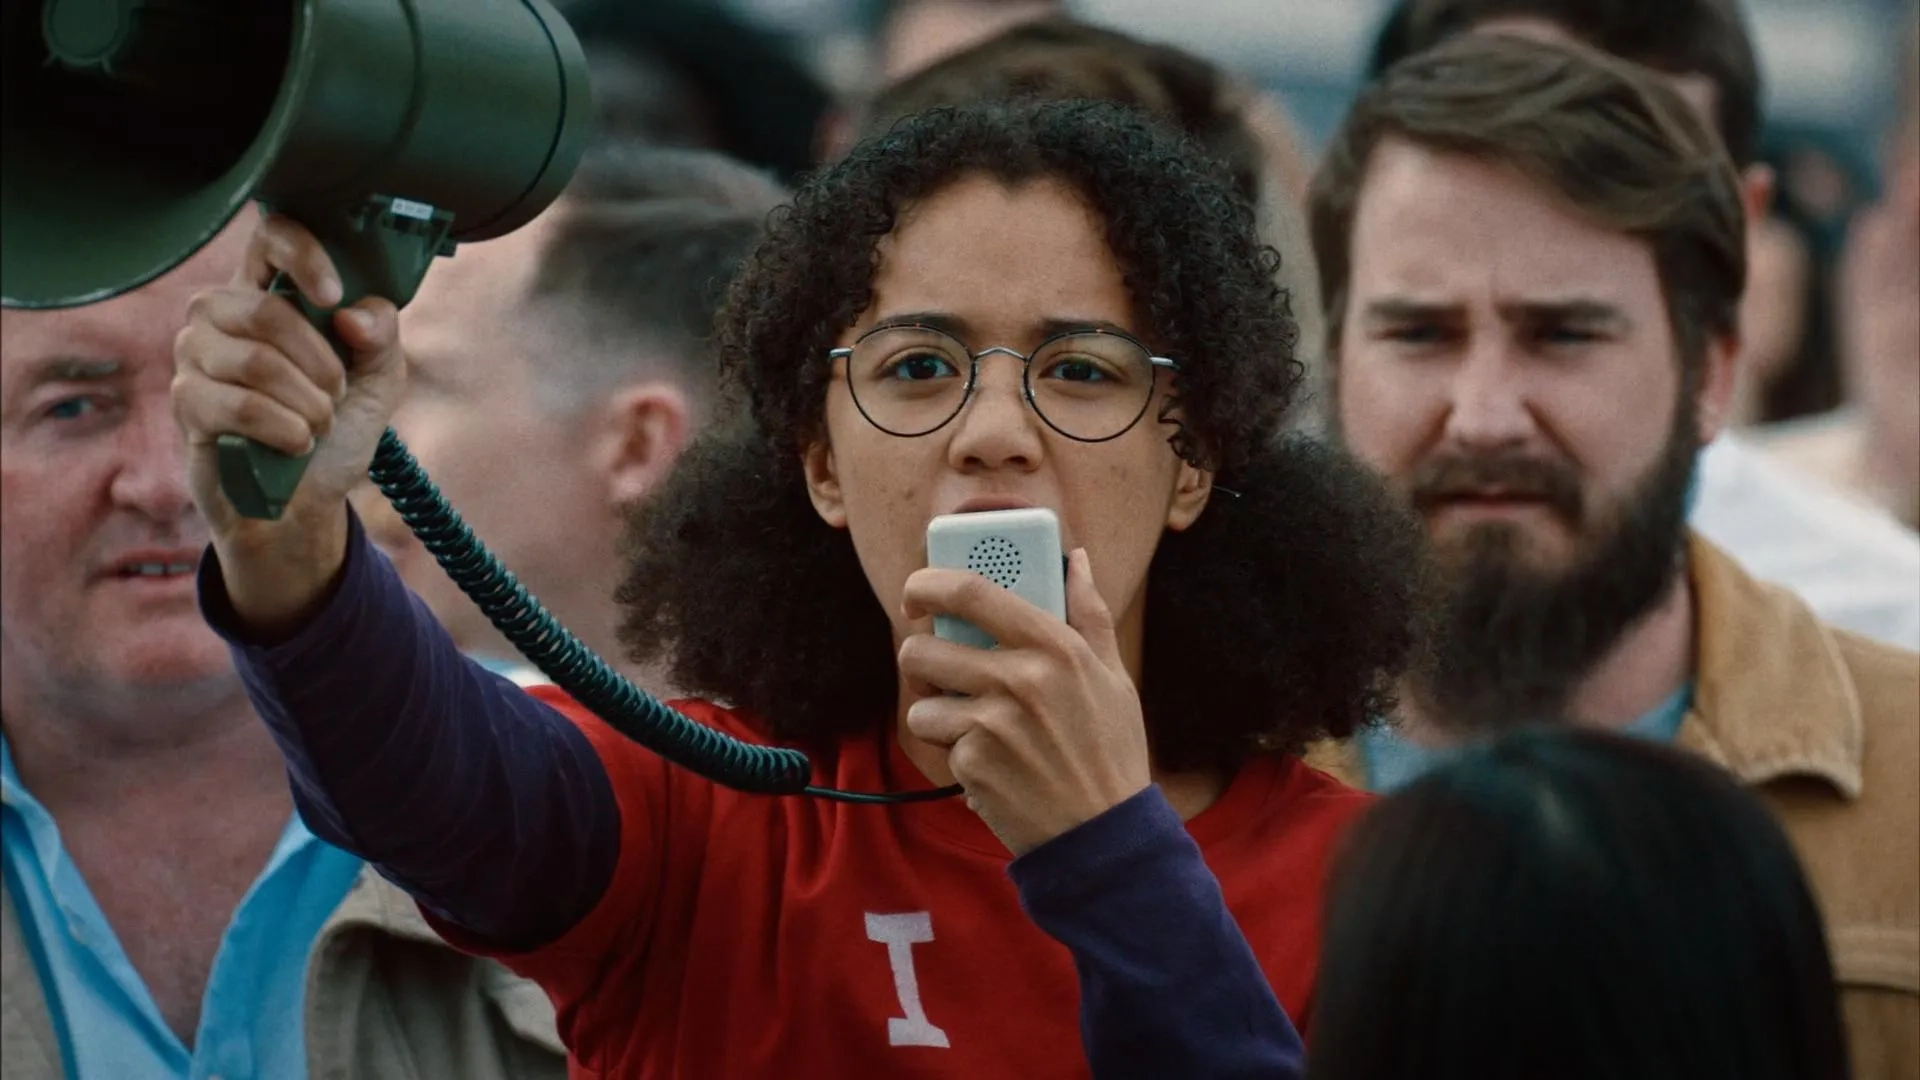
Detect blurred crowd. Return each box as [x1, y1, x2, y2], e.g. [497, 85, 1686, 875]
[2, 1, 1917, 1079]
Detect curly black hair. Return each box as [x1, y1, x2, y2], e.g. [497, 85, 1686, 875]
[617, 99, 1430, 773]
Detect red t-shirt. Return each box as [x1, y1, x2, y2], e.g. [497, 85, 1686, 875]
[454, 687, 1371, 1078]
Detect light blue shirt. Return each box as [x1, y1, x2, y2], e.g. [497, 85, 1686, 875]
[1359, 683, 1696, 792]
[469, 653, 549, 688]
[1, 736, 362, 1080]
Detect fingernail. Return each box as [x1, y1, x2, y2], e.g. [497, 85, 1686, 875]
[343, 309, 374, 335]
[316, 277, 343, 307]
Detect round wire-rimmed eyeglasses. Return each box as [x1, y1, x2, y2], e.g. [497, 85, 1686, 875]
[828, 323, 1180, 443]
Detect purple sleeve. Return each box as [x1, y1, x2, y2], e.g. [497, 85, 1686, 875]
[1008, 787, 1306, 1080]
[197, 507, 621, 950]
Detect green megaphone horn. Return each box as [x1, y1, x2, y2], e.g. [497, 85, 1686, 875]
[2, 0, 592, 519]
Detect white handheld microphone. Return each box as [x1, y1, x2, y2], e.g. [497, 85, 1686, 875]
[925, 507, 1068, 649]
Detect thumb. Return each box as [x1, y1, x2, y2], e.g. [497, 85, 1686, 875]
[1065, 547, 1122, 668]
[331, 298, 403, 377]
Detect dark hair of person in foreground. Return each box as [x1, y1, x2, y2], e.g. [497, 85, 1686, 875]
[1311, 725, 1850, 1080]
[614, 99, 1430, 774]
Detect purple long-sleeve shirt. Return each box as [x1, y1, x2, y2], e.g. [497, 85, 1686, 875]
[201, 507, 1304, 1078]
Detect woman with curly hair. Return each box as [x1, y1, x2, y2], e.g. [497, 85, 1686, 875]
[170, 99, 1427, 1077]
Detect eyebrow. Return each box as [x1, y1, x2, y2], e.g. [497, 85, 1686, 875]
[1359, 299, 1463, 325]
[872, 311, 1139, 341]
[1360, 298, 1631, 330]
[1497, 300, 1632, 331]
[18, 357, 123, 389]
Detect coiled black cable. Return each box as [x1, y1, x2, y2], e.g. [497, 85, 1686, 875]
[368, 427, 963, 805]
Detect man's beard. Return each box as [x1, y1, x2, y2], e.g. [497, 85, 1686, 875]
[1407, 400, 1700, 737]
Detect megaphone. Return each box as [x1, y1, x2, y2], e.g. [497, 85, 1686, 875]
[0, 0, 965, 807]
[2, 0, 592, 519]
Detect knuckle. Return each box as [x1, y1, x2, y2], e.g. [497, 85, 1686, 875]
[258, 293, 305, 341]
[303, 394, 337, 431]
[230, 393, 270, 428]
[168, 372, 198, 422]
[172, 324, 201, 364]
[259, 224, 298, 267]
[236, 345, 282, 386]
[899, 636, 942, 676]
[1006, 656, 1053, 698]
[956, 574, 994, 608]
[1060, 637, 1100, 674]
[896, 635, 926, 667]
[231, 394, 297, 441]
[184, 289, 220, 323]
[948, 737, 984, 778]
[312, 353, 347, 393]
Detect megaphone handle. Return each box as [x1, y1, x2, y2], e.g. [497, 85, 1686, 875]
[214, 195, 454, 521]
[213, 274, 344, 520]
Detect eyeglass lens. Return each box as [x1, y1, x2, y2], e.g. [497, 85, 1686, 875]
[846, 326, 1160, 441]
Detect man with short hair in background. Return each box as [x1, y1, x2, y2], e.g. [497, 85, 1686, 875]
[1368, 0, 1920, 651]
[1307, 32, 1918, 1076]
[355, 148, 781, 684]
[0, 213, 567, 1080]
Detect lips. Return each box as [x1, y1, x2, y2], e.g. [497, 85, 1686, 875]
[1410, 452, 1582, 519]
[103, 549, 203, 580]
[1437, 490, 1550, 504]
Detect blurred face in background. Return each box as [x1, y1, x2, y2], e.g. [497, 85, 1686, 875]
[878, 0, 1061, 82]
[1839, 27, 1920, 524]
[360, 204, 696, 664]
[1733, 215, 1810, 425]
[357, 209, 615, 661]
[1333, 139, 1730, 726]
[0, 217, 250, 709]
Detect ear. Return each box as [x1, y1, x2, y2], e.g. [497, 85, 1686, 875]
[1741, 163, 1776, 224]
[591, 384, 694, 508]
[1693, 330, 1742, 444]
[1165, 461, 1214, 532]
[803, 438, 849, 529]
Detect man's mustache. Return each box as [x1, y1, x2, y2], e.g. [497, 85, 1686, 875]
[1409, 451, 1583, 521]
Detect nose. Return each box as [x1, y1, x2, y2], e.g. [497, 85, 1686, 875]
[945, 352, 1045, 473]
[1441, 336, 1538, 452]
[108, 396, 196, 523]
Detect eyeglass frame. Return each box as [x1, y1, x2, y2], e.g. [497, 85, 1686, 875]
[826, 323, 1181, 443]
